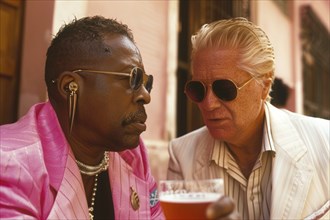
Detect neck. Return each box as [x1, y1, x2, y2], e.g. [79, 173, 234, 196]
[226, 109, 266, 179]
[65, 133, 106, 165]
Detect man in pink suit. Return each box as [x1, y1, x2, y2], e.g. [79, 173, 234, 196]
[0, 16, 164, 219]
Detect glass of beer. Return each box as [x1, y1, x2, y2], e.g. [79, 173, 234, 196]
[158, 179, 224, 220]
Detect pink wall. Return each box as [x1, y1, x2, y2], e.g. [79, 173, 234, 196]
[19, 1, 54, 116]
[254, 0, 329, 113]
[86, 1, 169, 141]
[83, 1, 170, 141]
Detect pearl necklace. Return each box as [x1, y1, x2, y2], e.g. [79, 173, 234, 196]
[76, 152, 110, 220]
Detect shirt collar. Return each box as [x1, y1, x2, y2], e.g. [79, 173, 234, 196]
[263, 102, 276, 154]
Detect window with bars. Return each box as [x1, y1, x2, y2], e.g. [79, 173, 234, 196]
[300, 5, 330, 119]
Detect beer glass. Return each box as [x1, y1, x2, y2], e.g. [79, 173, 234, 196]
[158, 179, 224, 220]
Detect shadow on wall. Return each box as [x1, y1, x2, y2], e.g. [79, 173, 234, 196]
[270, 77, 290, 109]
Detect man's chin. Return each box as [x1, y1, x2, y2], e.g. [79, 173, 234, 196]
[105, 135, 140, 152]
[208, 127, 229, 140]
[122, 135, 141, 149]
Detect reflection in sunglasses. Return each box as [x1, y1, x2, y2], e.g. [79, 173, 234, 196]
[185, 77, 255, 102]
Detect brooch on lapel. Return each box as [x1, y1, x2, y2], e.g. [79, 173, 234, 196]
[150, 188, 159, 207]
[130, 186, 140, 211]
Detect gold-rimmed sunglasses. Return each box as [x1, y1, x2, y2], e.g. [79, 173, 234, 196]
[71, 67, 153, 93]
[185, 77, 255, 102]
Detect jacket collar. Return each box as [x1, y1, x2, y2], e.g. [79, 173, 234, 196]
[266, 103, 313, 219]
[37, 102, 69, 191]
[193, 127, 217, 179]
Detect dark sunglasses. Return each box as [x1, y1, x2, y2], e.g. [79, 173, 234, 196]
[185, 77, 255, 102]
[72, 67, 153, 93]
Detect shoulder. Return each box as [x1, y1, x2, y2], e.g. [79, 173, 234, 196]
[267, 103, 329, 140]
[0, 103, 46, 152]
[0, 145, 47, 189]
[286, 111, 328, 141]
[0, 143, 48, 217]
[0, 105, 47, 178]
[170, 126, 213, 154]
[0, 113, 44, 170]
[168, 126, 214, 159]
[0, 103, 52, 197]
[171, 126, 211, 145]
[267, 104, 329, 165]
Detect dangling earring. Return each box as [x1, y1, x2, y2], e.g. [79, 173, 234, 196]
[67, 82, 78, 134]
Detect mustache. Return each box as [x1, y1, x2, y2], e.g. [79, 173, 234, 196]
[122, 108, 147, 126]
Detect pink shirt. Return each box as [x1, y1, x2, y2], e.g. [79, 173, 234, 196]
[0, 102, 164, 219]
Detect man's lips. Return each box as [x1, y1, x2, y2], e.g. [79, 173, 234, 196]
[123, 111, 147, 133]
[205, 117, 229, 126]
[207, 117, 226, 121]
[129, 122, 147, 132]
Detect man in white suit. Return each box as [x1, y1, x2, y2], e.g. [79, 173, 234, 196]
[167, 17, 329, 219]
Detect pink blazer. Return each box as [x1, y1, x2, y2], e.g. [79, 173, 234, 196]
[0, 102, 164, 219]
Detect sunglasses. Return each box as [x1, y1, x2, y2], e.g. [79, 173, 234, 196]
[72, 67, 153, 93]
[185, 77, 255, 102]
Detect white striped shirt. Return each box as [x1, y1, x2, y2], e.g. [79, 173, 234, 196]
[210, 110, 276, 219]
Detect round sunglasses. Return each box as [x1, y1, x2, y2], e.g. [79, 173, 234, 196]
[72, 67, 153, 93]
[185, 77, 255, 102]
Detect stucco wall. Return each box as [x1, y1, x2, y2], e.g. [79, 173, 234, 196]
[254, 0, 329, 113]
[18, 1, 54, 116]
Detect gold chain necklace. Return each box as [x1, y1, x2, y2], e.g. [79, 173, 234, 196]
[76, 152, 110, 220]
[76, 152, 110, 176]
[88, 173, 98, 220]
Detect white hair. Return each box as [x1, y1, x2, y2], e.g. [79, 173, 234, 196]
[191, 17, 275, 101]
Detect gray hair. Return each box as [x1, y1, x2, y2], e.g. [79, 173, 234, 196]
[191, 17, 275, 101]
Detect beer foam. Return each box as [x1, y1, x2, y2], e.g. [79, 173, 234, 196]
[159, 192, 221, 203]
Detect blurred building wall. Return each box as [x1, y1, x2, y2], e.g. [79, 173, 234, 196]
[253, 0, 329, 112]
[18, 0, 54, 117]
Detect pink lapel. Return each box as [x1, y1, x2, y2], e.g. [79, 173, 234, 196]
[38, 102, 69, 191]
[109, 151, 151, 220]
[37, 102, 88, 218]
[47, 150, 89, 219]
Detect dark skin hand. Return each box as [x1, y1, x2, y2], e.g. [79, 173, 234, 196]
[206, 196, 241, 220]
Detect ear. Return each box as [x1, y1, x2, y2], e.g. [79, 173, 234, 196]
[261, 74, 273, 100]
[57, 71, 80, 99]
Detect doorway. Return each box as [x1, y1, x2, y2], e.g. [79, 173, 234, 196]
[0, 0, 25, 124]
